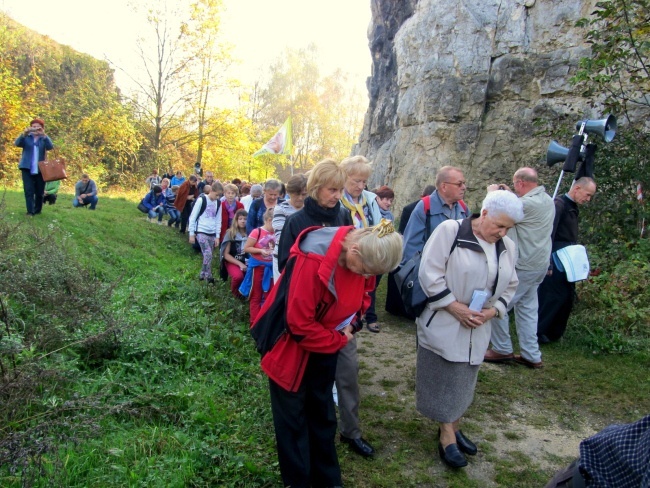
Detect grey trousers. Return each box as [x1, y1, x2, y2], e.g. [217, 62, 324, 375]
[490, 267, 547, 363]
[335, 335, 361, 438]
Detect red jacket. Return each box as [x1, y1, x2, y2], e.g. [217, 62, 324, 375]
[258, 226, 375, 392]
[220, 199, 244, 243]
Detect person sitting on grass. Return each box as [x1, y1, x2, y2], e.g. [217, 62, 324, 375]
[240, 207, 276, 324]
[142, 185, 166, 224]
[43, 180, 60, 205]
[220, 209, 249, 298]
[73, 174, 99, 210]
[188, 185, 223, 284]
[161, 179, 181, 228]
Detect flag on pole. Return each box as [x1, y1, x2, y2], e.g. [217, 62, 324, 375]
[253, 116, 293, 157]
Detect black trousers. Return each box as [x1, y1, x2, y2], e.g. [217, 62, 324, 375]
[537, 263, 575, 341]
[179, 201, 193, 234]
[43, 194, 57, 205]
[21, 169, 45, 215]
[268, 352, 341, 488]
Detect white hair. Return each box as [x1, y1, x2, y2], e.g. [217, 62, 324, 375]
[481, 190, 524, 222]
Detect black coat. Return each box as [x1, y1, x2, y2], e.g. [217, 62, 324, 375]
[277, 197, 352, 272]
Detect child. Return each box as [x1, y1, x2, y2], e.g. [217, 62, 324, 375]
[240, 207, 275, 324]
[220, 183, 244, 243]
[220, 209, 249, 298]
[188, 185, 222, 283]
[165, 184, 181, 227]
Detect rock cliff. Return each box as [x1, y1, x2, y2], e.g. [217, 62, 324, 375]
[357, 0, 603, 211]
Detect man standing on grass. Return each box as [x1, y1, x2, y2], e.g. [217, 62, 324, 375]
[484, 168, 555, 369]
[537, 176, 597, 343]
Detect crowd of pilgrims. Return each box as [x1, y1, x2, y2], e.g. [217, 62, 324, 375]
[138, 158, 396, 328]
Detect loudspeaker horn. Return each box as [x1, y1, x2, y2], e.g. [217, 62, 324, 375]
[546, 140, 570, 167]
[575, 114, 617, 143]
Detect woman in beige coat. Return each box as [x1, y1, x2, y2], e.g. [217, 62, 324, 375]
[416, 190, 523, 468]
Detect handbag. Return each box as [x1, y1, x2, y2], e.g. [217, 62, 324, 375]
[38, 157, 67, 182]
[137, 202, 149, 213]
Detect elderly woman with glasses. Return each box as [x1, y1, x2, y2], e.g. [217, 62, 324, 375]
[416, 190, 522, 469]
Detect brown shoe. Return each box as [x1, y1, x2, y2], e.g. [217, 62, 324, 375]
[484, 349, 515, 363]
[514, 354, 543, 369]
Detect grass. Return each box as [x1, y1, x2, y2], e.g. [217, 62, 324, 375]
[1, 188, 648, 487]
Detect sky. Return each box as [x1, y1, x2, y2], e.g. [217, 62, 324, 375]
[2, 0, 373, 99]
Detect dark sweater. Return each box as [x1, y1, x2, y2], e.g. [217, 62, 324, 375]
[277, 197, 352, 272]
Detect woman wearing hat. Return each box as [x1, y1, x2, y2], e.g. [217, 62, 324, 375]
[14, 118, 54, 216]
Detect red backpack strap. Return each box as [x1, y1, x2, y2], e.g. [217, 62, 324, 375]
[422, 195, 431, 214]
[458, 199, 468, 214]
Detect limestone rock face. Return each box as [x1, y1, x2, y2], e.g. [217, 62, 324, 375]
[357, 0, 604, 211]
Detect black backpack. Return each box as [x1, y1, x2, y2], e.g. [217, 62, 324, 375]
[250, 255, 296, 356]
[393, 220, 461, 320]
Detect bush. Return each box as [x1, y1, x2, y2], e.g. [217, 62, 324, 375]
[569, 239, 650, 353]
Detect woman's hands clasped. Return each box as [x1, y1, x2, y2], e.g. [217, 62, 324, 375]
[445, 301, 498, 329]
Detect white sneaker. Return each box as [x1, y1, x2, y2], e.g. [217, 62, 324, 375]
[147, 218, 154, 223]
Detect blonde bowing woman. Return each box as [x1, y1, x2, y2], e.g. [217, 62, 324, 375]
[257, 220, 402, 488]
[416, 190, 522, 468]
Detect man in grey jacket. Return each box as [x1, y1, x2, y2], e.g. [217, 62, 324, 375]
[484, 167, 555, 368]
[73, 174, 99, 210]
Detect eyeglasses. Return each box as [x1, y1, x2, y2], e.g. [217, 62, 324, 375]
[444, 181, 466, 188]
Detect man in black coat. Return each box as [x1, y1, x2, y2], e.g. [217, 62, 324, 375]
[537, 177, 596, 343]
[398, 185, 436, 234]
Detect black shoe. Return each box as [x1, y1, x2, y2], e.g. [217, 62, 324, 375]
[340, 435, 375, 457]
[438, 442, 467, 468]
[538, 334, 551, 344]
[455, 430, 477, 455]
[207, 278, 215, 285]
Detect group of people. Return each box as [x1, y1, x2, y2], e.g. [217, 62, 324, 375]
[15, 117, 99, 214]
[136, 158, 599, 486]
[17, 119, 603, 486]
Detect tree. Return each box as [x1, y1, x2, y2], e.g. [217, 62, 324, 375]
[571, 0, 648, 248]
[253, 46, 365, 175]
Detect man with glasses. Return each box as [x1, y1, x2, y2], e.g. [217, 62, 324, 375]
[484, 167, 554, 368]
[401, 166, 469, 265]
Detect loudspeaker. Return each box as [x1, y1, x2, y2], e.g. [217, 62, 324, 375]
[575, 114, 617, 143]
[546, 140, 570, 167]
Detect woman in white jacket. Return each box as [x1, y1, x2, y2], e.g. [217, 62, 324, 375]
[416, 190, 522, 469]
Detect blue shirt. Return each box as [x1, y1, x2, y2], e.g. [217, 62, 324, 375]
[401, 190, 468, 265]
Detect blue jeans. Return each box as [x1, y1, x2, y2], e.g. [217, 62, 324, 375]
[166, 208, 181, 226]
[73, 195, 98, 209]
[21, 169, 45, 215]
[148, 207, 164, 221]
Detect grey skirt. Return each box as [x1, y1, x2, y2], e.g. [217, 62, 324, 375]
[415, 346, 479, 423]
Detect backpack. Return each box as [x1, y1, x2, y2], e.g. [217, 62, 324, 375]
[249, 254, 297, 356]
[393, 214, 461, 320]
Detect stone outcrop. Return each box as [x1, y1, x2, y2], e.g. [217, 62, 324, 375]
[357, 0, 605, 211]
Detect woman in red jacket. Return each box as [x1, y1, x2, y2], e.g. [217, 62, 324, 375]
[255, 221, 402, 488]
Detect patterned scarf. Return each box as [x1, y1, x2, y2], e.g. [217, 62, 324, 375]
[341, 191, 368, 228]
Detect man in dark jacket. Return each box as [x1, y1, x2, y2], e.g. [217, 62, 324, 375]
[398, 185, 435, 234]
[537, 177, 596, 343]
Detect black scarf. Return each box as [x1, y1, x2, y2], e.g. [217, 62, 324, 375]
[303, 196, 343, 224]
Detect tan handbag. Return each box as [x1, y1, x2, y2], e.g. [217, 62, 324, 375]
[38, 157, 67, 182]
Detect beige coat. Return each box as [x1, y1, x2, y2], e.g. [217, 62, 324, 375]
[416, 217, 518, 365]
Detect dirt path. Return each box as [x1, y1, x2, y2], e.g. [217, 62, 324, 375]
[355, 315, 598, 486]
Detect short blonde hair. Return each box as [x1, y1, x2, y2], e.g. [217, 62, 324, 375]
[307, 159, 346, 199]
[263, 207, 274, 221]
[224, 183, 239, 195]
[340, 156, 372, 179]
[350, 226, 403, 275]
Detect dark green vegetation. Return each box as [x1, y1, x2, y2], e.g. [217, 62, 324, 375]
[1, 190, 648, 487]
[0, 191, 277, 487]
